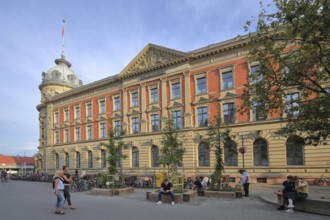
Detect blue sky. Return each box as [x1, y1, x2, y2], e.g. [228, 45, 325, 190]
[0, 0, 276, 157]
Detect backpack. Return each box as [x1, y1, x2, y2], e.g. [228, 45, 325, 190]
[52, 177, 62, 189]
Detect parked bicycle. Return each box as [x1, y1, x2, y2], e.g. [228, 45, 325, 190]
[314, 174, 330, 186]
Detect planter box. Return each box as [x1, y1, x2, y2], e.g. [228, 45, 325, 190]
[90, 187, 134, 196]
[204, 191, 236, 198]
[148, 192, 182, 203]
[183, 190, 197, 202]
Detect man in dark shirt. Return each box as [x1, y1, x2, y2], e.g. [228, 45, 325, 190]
[157, 179, 175, 205]
[62, 166, 75, 209]
[192, 177, 202, 190]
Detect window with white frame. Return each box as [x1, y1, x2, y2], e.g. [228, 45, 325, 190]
[197, 107, 208, 127]
[64, 108, 69, 121]
[250, 65, 262, 84]
[196, 77, 207, 94]
[224, 141, 238, 166]
[151, 114, 160, 132]
[252, 100, 267, 121]
[65, 152, 69, 167]
[76, 152, 81, 168]
[86, 103, 92, 117]
[171, 82, 180, 99]
[87, 125, 93, 140]
[99, 99, 105, 114]
[150, 87, 158, 103]
[132, 147, 139, 167]
[198, 143, 210, 166]
[151, 145, 159, 167]
[54, 112, 59, 124]
[100, 122, 106, 138]
[131, 92, 138, 107]
[55, 153, 59, 169]
[222, 70, 233, 89]
[55, 131, 59, 144]
[117, 146, 122, 167]
[285, 92, 299, 117]
[223, 103, 235, 124]
[75, 127, 80, 141]
[75, 106, 80, 119]
[65, 129, 69, 143]
[88, 151, 93, 168]
[114, 96, 121, 111]
[253, 139, 269, 166]
[114, 120, 121, 137]
[172, 110, 182, 128]
[132, 117, 139, 134]
[286, 136, 304, 165]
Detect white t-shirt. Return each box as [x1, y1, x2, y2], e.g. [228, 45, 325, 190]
[241, 171, 251, 184]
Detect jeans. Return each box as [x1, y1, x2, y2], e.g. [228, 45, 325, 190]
[243, 183, 250, 196]
[158, 191, 174, 202]
[55, 190, 64, 209]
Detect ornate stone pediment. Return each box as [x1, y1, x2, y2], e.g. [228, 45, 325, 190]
[119, 44, 187, 77]
[167, 101, 184, 109]
[219, 92, 238, 100]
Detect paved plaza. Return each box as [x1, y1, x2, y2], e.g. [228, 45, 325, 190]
[0, 180, 329, 220]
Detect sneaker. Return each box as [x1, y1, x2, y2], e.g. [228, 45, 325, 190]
[287, 204, 294, 208]
[285, 208, 294, 213]
[171, 201, 175, 205]
[156, 201, 162, 205]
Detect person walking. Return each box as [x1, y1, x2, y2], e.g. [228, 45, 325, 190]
[53, 170, 65, 215]
[157, 179, 175, 205]
[62, 166, 75, 210]
[239, 169, 251, 197]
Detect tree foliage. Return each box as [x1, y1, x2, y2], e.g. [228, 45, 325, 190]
[99, 120, 126, 175]
[202, 115, 236, 190]
[158, 117, 186, 177]
[241, 0, 330, 145]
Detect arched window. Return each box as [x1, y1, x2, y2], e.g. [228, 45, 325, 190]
[132, 147, 139, 167]
[101, 150, 107, 168]
[65, 152, 69, 167]
[198, 143, 210, 167]
[286, 136, 304, 165]
[88, 151, 93, 168]
[151, 145, 159, 167]
[76, 152, 81, 168]
[253, 139, 268, 166]
[55, 153, 59, 169]
[224, 141, 238, 166]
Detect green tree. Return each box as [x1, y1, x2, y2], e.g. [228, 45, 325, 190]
[241, 0, 330, 145]
[100, 120, 126, 176]
[203, 115, 236, 190]
[158, 117, 186, 178]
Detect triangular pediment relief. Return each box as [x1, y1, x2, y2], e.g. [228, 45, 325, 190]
[220, 92, 238, 100]
[74, 121, 80, 126]
[119, 44, 187, 77]
[99, 116, 107, 121]
[167, 101, 184, 109]
[63, 122, 69, 127]
[86, 118, 93, 123]
[146, 106, 160, 112]
[128, 109, 140, 116]
[193, 97, 210, 105]
[112, 113, 122, 118]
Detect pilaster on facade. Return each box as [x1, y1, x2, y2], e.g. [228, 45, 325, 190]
[160, 76, 168, 127]
[122, 87, 128, 131]
[183, 70, 192, 128]
[140, 82, 147, 132]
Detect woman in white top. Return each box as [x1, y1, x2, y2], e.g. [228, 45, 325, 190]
[54, 170, 65, 214]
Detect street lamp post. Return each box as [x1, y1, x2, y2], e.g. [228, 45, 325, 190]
[239, 136, 247, 170]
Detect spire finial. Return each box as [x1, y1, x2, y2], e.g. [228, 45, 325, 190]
[61, 19, 65, 58]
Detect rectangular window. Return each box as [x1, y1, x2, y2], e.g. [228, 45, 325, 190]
[172, 110, 182, 128]
[54, 112, 59, 124]
[101, 150, 107, 168]
[222, 71, 233, 89]
[285, 93, 299, 117]
[250, 65, 262, 83]
[132, 117, 139, 134]
[132, 92, 138, 107]
[100, 122, 106, 138]
[76, 152, 81, 168]
[223, 103, 236, 124]
[88, 151, 93, 168]
[75, 106, 80, 119]
[172, 82, 180, 99]
[55, 131, 59, 144]
[115, 120, 121, 137]
[197, 107, 208, 127]
[99, 100, 105, 114]
[197, 77, 207, 94]
[65, 129, 69, 143]
[150, 88, 158, 103]
[75, 127, 80, 141]
[87, 103, 92, 117]
[64, 109, 69, 121]
[151, 114, 160, 132]
[252, 101, 267, 121]
[87, 125, 93, 140]
[65, 153, 69, 167]
[114, 97, 121, 111]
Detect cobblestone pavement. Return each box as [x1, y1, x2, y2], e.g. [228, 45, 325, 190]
[0, 181, 329, 220]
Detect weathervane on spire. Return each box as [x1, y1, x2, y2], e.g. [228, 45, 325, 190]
[61, 19, 65, 58]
